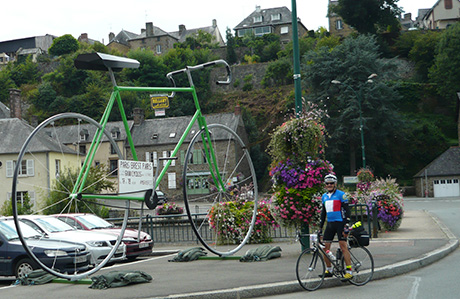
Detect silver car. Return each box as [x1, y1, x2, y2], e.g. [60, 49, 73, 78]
[16, 215, 126, 265]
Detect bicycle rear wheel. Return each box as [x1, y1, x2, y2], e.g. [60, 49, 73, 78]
[346, 246, 374, 286]
[11, 113, 128, 280]
[183, 123, 258, 256]
[296, 248, 325, 291]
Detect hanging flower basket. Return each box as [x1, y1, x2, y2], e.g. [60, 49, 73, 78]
[267, 115, 330, 228]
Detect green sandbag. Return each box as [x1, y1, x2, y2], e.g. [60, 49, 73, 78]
[239, 245, 282, 262]
[168, 247, 207, 262]
[90, 270, 152, 289]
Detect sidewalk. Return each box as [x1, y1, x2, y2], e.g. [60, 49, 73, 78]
[136, 209, 457, 298]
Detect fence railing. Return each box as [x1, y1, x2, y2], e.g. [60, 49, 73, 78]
[108, 202, 378, 245]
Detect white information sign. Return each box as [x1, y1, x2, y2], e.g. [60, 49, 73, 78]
[343, 176, 359, 184]
[118, 160, 154, 193]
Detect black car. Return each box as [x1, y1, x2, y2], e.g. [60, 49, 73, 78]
[0, 219, 91, 279]
[156, 190, 168, 204]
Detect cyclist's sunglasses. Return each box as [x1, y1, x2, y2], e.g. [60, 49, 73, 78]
[325, 182, 335, 185]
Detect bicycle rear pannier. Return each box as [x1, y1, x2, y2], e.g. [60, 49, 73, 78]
[350, 226, 370, 247]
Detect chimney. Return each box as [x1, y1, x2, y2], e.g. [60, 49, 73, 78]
[109, 32, 115, 42]
[146, 22, 154, 37]
[255, 5, 261, 12]
[179, 24, 186, 35]
[79, 33, 88, 43]
[9, 88, 21, 119]
[234, 104, 241, 116]
[133, 107, 144, 125]
[212, 19, 217, 28]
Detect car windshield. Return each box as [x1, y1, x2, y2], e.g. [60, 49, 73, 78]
[0, 220, 43, 240]
[35, 217, 76, 233]
[76, 215, 113, 229]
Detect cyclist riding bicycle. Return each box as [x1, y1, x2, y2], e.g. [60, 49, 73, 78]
[318, 174, 353, 281]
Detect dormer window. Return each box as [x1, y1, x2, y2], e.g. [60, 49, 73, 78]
[271, 13, 281, 21]
[111, 127, 120, 139]
[253, 15, 262, 23]
[169, 132, 176, 138]
[80, 129, 89, 141]
[151, 133, 158, 139]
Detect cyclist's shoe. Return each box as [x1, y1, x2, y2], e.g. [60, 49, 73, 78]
[341, 273, 353, 281]
[319, 270, 333, 278]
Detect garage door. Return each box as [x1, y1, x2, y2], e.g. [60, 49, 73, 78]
[433, 179, 460, 197]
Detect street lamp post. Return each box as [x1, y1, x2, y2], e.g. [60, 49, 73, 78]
[331, 74, 377, 169]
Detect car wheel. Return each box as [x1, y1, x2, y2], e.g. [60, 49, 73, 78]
[15, 258, 38, 279]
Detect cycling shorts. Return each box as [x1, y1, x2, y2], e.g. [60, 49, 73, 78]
[323, 221, 347, 242]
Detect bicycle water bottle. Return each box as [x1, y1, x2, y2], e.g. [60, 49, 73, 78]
[326, 250, 336, 261]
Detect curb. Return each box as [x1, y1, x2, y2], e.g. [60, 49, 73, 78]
[151, 211, 458, 299]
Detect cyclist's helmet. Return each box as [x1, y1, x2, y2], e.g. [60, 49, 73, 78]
[324, 174, 337, 183]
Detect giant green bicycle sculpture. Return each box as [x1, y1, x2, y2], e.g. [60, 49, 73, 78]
[12, 52, 258, 280]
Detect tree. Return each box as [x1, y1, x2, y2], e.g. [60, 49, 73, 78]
[408, 31, 441, 82]
[331, 0, 402, 34]
[48, 34, 79, 56]
[43, 166, 114, 217]
[302, 34, 404, 176]
[0, 193, 33, 216]
[429, 23, 460, 102]
[226, 28, 237, 64]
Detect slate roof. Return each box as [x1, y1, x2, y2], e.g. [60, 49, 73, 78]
[130, 113, 240, 147]
[129, 26, 174, 41]
[0, 118, 76, 155]
[234, 6, 294, 30]
[170, 25, 224, 45]
[414, 147, 460, 178]
[0, 101, 9, 119]
[108, 30, 140, 46]
[49, 120, 134, 144]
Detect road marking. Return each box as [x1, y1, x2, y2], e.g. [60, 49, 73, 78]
[0, 285, 17, 290]
[408, 276, 421, 299]
[102, 253, 177, 270]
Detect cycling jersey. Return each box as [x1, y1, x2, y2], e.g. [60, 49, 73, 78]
[320, 189, 349, 223]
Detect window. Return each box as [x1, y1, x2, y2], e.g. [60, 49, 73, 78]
[169, 132, 176, 138]
[110, 129, 120, 139]
[80, 129, 89, 141]
[109, 160, 118, 176]
[79, 145, 86, 155]
[162, 151, 175, 166]
[55, 159, 61, 177]
[336, 19, 343, 30]
[237, 28, 253, 37]
[254, 26, 271, 36]
[9, 191, 35, 208]
[156, 44, 162, 54]
[146, 151, 158, 167]
[280, 26, 289, 34]
[168, 172, 176, 189]
[271, 13, 281, 21]
[253, 15, 262, 23]
[6, 160, 34, 177]
[445, 0, 452, 9]
[110, 144, 117, 155]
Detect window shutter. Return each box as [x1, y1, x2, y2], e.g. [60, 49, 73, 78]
[153, 152, 158, 167]
[180, 150, 185, 165]
[29, 191, 36, 205]
[168, 172, 176, 189]
[162, 151, 167, 166]
[27, 159, 34, 176]
[145, 152, 150, 162]
[6, 160, 13, 178]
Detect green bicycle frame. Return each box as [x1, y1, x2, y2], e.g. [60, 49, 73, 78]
[72, 70, 225, 202]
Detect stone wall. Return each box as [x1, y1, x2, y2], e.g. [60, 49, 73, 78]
[210, 62, 269, 93]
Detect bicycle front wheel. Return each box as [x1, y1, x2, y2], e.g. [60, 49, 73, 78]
[296, 248, 325, 291]
[183, 123, 258, 256]
[347, 246, 374, 286]
[11, 113, 128, 280]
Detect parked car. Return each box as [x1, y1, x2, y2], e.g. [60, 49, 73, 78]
[0, 218, 91, 278]
[15, 216, 126, 265]
[54, 213, 153, 260]
[156, 190, 168, 205]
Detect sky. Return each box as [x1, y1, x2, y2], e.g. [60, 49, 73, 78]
[1, 0, 437, 43]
